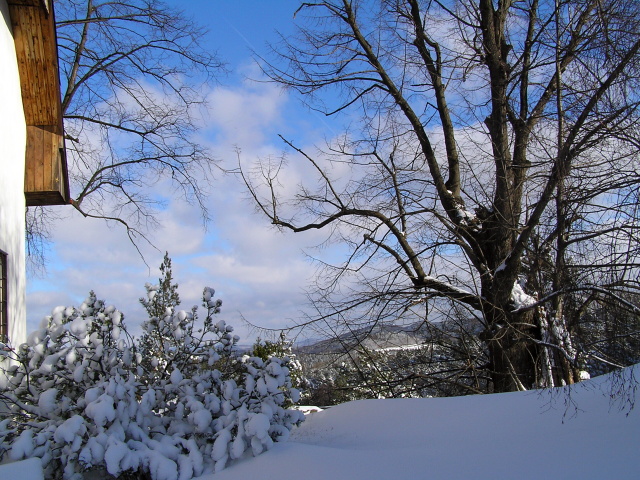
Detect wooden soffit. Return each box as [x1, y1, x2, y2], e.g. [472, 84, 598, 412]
[8, 0, 70, 206]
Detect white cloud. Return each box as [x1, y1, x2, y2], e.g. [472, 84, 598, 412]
[204, 73, 288, 149]
[26, 54, 348, 346]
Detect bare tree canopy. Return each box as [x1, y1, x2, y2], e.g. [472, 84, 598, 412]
[242, 0, 640, 392]
[28, 0, 223, 266]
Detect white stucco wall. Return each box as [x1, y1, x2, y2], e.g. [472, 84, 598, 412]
[0, 0, 27, 347]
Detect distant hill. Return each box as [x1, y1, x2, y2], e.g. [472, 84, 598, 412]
[294, 321, 432, 355]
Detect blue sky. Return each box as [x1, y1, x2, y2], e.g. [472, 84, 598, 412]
[192, 1, 297, 60]
[26, 1, 337, 343]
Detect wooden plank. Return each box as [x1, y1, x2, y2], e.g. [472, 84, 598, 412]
[8, 1, 62, 127]
[55, 146, 66, 200]
[44, 125, 54, 192]
[48, 126, 61, 192]
[25, 126, 67, 206]
[24, 127, 35, 193]
[33, 127, 44, 191]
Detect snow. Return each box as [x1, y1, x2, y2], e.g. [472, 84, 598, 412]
[455, 208, 476, 225]
[53, 415, 86, 444]
[85, 394, 117, 427]
[245, 413, 271, 440]
[206, 367, 640, 480]
[294, 405, 323, 415]
[0, 458, 43, 480]
[191, 408, 213, 433]
[510, 282, 536, 309]
[9, 430, 35, 460]
[2, 367, 638, 480]
[104, 436, 133, 477]
[37, 388, 58, 414]
[211, 429, 232, 462]
[170, 368, 184, 385]
[376, 343, 426, 353]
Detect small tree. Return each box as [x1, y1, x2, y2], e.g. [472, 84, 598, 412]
[251, 332, 304, 396]
[138, 252, 185, 374]
[140, 252, 181, 320]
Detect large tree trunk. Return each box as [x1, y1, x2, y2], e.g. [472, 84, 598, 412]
[481, 290, 541, 392]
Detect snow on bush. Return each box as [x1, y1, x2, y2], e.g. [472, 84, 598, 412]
[0, 288, 303, 479]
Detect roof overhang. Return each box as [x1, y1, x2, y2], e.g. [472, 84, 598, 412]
[8, 0, 69, 206]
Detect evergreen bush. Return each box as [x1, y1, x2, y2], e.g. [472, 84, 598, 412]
[0, 264, 303, 479]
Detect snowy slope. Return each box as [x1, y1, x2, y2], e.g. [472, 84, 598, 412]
[2, 368, 637, 480]
[206, 368, 639, 480]
[0, 458, 43, 480]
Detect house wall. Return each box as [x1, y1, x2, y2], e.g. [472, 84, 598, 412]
[0, 0, 28, 347]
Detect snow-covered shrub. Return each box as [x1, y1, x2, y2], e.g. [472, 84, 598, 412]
[250, 333, 304, 402]
[0, 292, 138, 479]
[0, 287, 303, 480]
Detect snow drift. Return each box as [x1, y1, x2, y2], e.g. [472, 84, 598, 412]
[208, 367, 639, 480]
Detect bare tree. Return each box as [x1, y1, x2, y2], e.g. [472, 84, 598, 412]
[241, 0, 640, 392]
[28, 0, 223, 267]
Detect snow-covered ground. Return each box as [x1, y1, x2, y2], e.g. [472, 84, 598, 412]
[2, 367, 638, 480]
[207, 367, 639, 480]
[0, 457, 43, 480]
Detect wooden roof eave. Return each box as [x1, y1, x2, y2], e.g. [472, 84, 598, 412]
[8, 0, 70, 206]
